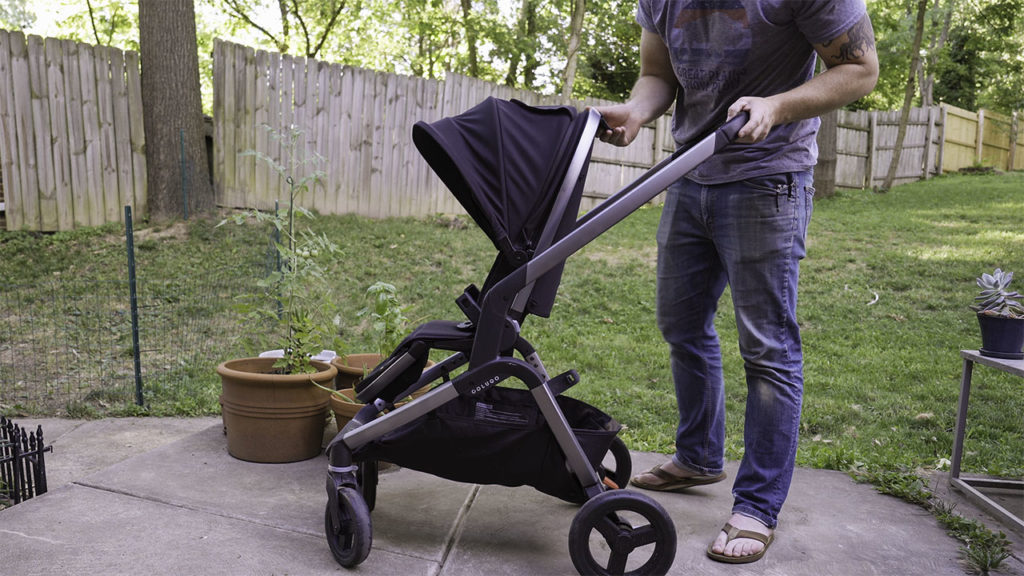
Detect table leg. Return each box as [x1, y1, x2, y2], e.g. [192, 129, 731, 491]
[950, 358, 973, 480]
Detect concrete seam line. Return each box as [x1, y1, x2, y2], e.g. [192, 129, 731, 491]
[429, 484, 481, 576]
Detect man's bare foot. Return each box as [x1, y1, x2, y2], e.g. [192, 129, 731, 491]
[708, 513, 774, 562]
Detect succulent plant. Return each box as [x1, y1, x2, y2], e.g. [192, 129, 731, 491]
[971, 268, 1024, 318]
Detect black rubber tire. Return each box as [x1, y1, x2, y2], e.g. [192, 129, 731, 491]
[568, 490, 676, 576]
[358, 459, 379, 512]
[324, 486, 373, 567]
[602, 436, 632, 490]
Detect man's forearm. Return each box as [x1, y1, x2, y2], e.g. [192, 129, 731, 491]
[767, 61, 877, 126]
[627, 74, 678, 126]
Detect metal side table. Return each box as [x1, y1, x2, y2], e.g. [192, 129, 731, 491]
[950, 350, 1024, 535]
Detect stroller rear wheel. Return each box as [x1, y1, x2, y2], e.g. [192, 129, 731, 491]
[324, 486, 373, 567]
[601, 436, 631, 490]
[568, 490, 676, 576]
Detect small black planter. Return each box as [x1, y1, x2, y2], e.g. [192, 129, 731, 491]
[977, 314, 1024, 360]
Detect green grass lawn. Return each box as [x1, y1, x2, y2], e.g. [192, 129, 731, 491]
[546, 171, 1024, 480]
[1, 172, 1022, 481]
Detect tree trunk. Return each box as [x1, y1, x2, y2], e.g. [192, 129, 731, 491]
[505, 0, 538, 88]
[883, 0, 928, 191]
[138, 0, 212, 221]
[562, 0, 586, 99]
[920, 0, 954, 108]
[461, 0, 478, 77]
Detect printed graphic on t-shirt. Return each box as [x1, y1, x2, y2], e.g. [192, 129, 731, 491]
[669, 0, 750, 93]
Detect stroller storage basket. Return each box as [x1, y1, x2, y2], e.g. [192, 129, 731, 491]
[352, 386, 620, 504]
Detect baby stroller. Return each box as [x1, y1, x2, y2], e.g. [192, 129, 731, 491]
[323, 98, 747, 575]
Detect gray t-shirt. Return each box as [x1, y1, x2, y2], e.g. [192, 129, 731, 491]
[636, 0, 866, 184]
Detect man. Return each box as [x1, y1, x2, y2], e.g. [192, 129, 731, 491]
[597, 0, 878, 564]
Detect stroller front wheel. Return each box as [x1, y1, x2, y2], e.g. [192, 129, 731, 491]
[325, 486, 373, 567]
[568, 490, 676, 576]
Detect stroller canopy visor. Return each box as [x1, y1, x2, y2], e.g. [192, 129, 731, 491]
[413, 98, 593, 317]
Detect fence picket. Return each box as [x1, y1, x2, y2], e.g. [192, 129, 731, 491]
[241, 46, 257, 208]
[0, 31, 24, 229]
[62, 40, 87, 227]
[109, 49, 134, 219]
[126, 51, 146, 214]
[77, 42, 102, 226]
[97, 46, 121, 223]
[29, 35, 53, 230]
[253, 49, 270, 204]
[44, 39, 73, 230]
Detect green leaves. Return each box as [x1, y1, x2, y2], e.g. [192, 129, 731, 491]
[221, 124, 344, 374]
[357, 281, 410, 356]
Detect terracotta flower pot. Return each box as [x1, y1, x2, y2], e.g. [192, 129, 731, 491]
[217, 357, 337, 463]
[332, 353, 386, 391]
[329, 353, 434, 429]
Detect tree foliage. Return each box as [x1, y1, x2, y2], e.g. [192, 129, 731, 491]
[218, 0, 345, 58]
[0, 0, 35, 30]
[866, 0, 1024, 112]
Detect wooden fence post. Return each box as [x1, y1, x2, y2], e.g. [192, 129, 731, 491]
[923, 106, 936, 179]
[653, 116, 665, 166]
[936, 105, 946, 175]
[975, 109, 985, 165]
[816, 108, 837, 196]
[1010, 111, 1019, 171]
[865, 111, 877, 189]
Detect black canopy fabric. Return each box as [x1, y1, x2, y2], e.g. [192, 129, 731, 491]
[412, 98, 593, 318]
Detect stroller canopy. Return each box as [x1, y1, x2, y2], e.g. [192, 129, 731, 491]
[412, 98, 594, 318]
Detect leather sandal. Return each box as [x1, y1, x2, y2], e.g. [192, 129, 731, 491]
[706, 522, 775, 564]
[629, 464, 726, 493]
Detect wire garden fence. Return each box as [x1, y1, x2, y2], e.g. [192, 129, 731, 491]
[0, 209, 267, 416]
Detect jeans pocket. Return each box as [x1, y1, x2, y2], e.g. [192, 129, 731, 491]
[801, 185, 815, 239]
[740, 174, 792, 196]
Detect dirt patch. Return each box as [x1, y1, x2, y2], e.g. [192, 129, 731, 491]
[134, 222, 190, 243]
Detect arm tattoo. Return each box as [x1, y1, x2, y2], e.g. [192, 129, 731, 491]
[822, 14, 876, 62]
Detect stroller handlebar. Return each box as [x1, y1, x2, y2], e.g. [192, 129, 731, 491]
[714, 111, 749, 151]
[590, 108, 749, 153]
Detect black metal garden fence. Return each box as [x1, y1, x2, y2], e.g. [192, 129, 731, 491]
[0, 416, 51, 506]
[0, 208, 266, 416]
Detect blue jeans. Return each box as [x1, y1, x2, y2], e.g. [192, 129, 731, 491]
[656, 171, 814, 529]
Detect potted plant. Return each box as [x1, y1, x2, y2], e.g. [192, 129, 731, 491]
[970, 268, 1024, 360]
[216, 125, 343, 463]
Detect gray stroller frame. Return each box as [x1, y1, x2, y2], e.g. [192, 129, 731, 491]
[324, 105, 748, 576]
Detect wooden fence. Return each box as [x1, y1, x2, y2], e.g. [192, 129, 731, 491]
[2, 34, 1020, 231]
[942, 103, 1021, 173]
[211, 40, 656, 217]
[824, 106, 943, 190]
[0, 31, 146, 231]
[821, 104, 1021, 190]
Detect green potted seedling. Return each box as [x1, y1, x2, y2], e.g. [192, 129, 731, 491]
[216, 125, 343, 463]
[328, 282, 432, 428]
